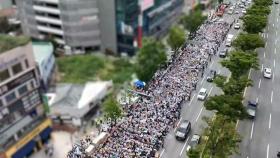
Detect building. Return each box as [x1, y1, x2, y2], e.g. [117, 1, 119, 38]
[32, 42, 55, 91]
[46, 81, 113, 127]
[0, 35, 52, 158]
[16, 0, 101, 55]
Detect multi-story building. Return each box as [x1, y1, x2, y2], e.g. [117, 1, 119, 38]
[0, 35, 52, 158]
[16, 0, 101, 55]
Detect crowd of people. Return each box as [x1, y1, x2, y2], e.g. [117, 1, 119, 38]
[67, 19, 230, 158]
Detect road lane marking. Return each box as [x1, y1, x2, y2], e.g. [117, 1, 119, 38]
[258, 79, 262, 88]
[218, 70, 221, 74]
[209, 86, 213, 96]
[273, 23, 275, 27]
[274, 60, 276, 67]
[195, 108, 203, 122]
[261, 64, 264, 72]
[275, 48, 277, 54]
[265, 42, 267, 48]
[250, 122, 254, 139]
[180, 137, 190, 156]
[235, 120, 239, 129]
[267, 144, 270, 158]
[271, 91, 274, 103]
[160, 149, 165, 158]
[189, 95, 195, 106]
[269, 113, 272, 129]
[248, 69, 252, 79]
[256, 97, 259, 103]
[264, 51, 266, 58]
[201, 76, 206, 85]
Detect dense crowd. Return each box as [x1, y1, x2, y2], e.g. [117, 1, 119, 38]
[67, 19, 230, 158]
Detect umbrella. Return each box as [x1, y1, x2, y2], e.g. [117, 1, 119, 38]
[134, 80, 146, 88]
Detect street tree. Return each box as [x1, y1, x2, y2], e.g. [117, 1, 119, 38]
[181, 10, 207, 33]
[102, 96, 122, 123]
[204, 94, 248, 121]
[202, 115, 241, 157]
[247, 5, 271, 16]
[167, 25, 186, 51]
[187, 149, 200, 158]
[135, 37, 167, 82]
[221, 51, 259, 79]
[254, 0, 273, 6]
[233, 33, 265, 51]
[243, 15, 267, 33]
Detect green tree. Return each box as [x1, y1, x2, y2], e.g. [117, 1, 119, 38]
[221, 51, 259, 79]
[247, 5, 271, 16]
[187, 148, 200, 158]
[218, 0, 223, 4]
[233, 33, 265, 51]
[243, 15, 267, 33]
[202, 115, 241, 157]
[167, 25, 185, 51]
[181, 10, 207, 33]
[0, 17, 10, 33]
[204, 94, 248, 121]
[254, 0, 273, 6]
[135, 37, 167, 82]
[102, 96, 122, 122]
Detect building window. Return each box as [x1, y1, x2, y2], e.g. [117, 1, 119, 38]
[30, 80, 35, 89]
[25, 59, 29, 68]
[5, 92, 16, 103]
[12, 63, 23, 75]
[0, 69, 10, 81]
[18, 85, 28, 95]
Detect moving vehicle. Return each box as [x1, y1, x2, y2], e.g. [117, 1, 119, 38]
[186, 134, 201, 151]
[247, 101, 258, 119]
[275, 1, 279, 4]
[234, 23, 241, 29]
[226, 34, 234, 47]
[242, 9, 247, 14]
[175, 120, 191, 141]
[235, 10, 239, 14]
[207, 70, 217, 82]
[219, 49, 228, 57]
[197, 88, 207, 100]
[263, 67, 272, 79]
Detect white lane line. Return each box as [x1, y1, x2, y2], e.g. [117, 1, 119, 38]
[201, 76, 206, 85]
[273, 75, 275, 82]
[256, 97, 259, 103]
[265, 42, 267, 48]
[267, 144, 270, 158]
[261, 64, 264, 72]
[271, 91, 274, 103]
[209, 86, 213, 96]
[275, 48, 277, 54]
[160, 149, 165, 158]
[273, 23, 275, 27]
[250, 122, 254, 139]
[258, 79, 262, 88]
[195, 108, 203, 122]
[180, 137, 190, 156]
[243, 87, 247, 97]
[218, 70, 221, 74]
[174, 118, 182, 132]
[248, 69, 252, 79]
[274, 59, 276, 67]
[189, 95, 195, 106]
[264, 51, 266, 58]
[269, 113, 272, 129]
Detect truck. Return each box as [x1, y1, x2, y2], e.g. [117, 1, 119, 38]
[247, 101, 258, 119]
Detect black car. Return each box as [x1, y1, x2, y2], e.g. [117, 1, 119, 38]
[219, 49, 228, 58]
[175, 120, 191, 141]
[206, 70, 217, 82]
[247, 101, 258, 119]
[275, 1, 279, 4]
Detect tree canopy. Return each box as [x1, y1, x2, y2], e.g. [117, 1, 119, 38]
[233, 33, 265, 51]
[247, 5, 271, 16]
[254, 0, 273, 6]
[181, 10, 207, 33]
[167, 25, 186, 51]
[135, 37, 167, 82]
[243, 15, 267, 33]
[102, 96, 122, 122]
[221, 51, 259, 79]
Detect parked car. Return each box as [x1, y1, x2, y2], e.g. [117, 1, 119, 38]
[186, 134, 201, 151]
[263, 67, 272, 79]
[175, 120, 191, 141]
[234, 22, 241, 29]
[197, 88, 208, 100]
[242, 9, 247, 14]
[247, 101, 258, 119]
[219, 49, 228, 58]
[207, 70, 217, 82]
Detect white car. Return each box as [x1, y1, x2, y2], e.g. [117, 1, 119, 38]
[242, 9, 247, 14]
[186, 134, 201, 152]
[235, 10, 239, 14]
[264, 68, 272, 79]
[234, 23, 241, 29]
[197, 88, 207, 100]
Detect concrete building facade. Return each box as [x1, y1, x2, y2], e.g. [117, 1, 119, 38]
[0, 37, 52, 158]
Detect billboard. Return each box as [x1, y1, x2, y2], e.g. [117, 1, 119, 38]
[141, 0, 154, 11]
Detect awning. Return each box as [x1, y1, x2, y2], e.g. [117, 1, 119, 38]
[39, 127, 52, 141]
[134, 80, 146, 88]
[12, 140, 36, 158]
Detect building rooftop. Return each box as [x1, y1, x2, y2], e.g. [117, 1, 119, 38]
[0, 35, 30, 53]
[32, 42, 54, 64]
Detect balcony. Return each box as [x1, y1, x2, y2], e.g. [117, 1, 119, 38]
[37, 25, 64, 35]
[35, 16, 62, 25]
[33, 5, 60, 15]
[35, 0, 59, 4]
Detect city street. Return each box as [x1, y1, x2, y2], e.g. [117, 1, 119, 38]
[160, 6, 244, 158]
[235, 3, 280, 158]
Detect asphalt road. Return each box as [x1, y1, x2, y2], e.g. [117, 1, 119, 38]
[160, 5, 244, 158]
[235, 3, 280, 158]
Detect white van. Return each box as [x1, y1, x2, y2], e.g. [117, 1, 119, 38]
[226, 34, 234, 47]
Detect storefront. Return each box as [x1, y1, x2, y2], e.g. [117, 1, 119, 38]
[4, 118, 52, 158]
